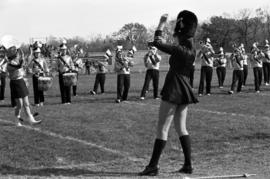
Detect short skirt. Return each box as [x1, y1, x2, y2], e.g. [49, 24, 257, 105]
[10, 78, 29, 99]
[161, 70, 198, 105]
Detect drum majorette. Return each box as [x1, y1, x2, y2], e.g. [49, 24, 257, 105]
[4, 41, 41, 126]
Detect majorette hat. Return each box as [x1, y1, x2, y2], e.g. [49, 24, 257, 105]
[174, 10, 198, 37]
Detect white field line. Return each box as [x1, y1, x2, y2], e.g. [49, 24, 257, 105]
[0, 118, 143, 163]
[123, 101, 270, 120]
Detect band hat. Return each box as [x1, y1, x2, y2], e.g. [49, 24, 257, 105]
[116, 45, 123, 53]
[131, 45, 137, 52]
[219, 47, 223, 52]
[60, 44, 67, 50]
[0, 45, 6, 52]
[0, 35, 21, 49]
[33, 47, 41, 53]
[105, 49, 112, 57]
[206, 38, 211, 43]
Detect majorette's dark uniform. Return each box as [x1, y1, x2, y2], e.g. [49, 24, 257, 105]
[150, 30, 198, 105]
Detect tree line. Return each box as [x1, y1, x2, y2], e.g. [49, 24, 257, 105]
[22, 7, 270, 54]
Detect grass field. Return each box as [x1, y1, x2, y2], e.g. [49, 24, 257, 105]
[0, 64, 270, 178]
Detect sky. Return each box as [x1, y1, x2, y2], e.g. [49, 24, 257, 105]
[0, 0, 269, 44]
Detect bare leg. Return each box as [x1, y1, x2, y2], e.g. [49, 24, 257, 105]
[15, 98, 22, 118]
[140, 100, 177, 176]
[22, 96, 41, 124]
[156, 100, 176, 140]
[15, 98, 23, 126]
[173, 105, 188, 136]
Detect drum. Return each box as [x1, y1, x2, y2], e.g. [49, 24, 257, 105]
[63, 72, 77, 86]
[38, 76, 53, 91]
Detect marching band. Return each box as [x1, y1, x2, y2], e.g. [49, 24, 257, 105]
[1, 37, 270, 108]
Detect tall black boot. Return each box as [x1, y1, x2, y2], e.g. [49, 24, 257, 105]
[179, 135, 193, 174]
[139, 138, 166, 176]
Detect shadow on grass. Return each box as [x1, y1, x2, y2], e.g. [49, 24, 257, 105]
[0, 165, 138, 177]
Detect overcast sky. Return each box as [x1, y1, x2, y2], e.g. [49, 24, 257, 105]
[0, 0, 269, 43]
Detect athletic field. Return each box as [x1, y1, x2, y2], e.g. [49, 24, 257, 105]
[0, 62, 270, 178]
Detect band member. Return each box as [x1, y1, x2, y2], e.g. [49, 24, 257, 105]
[262, 40, 270, 86]
[28, 47, 49, 106]
[56, 43, 75, 104]
[189, 60, 195, 88]
[0, 46, 8, 102]
[239, 43, 248, 86]
[114, 46, 135, 103]
[90, 50, 112, 95]
[85, 60, 91, 75]
[215, 47, 227, 88]
[140, 46, 161, 100]
[6, 45, 41, 126]
[251, 43, 263, 93]
[228, 48, 244, 94]
[197, 38, 215, 96]
[140, 11, 198, 176]
[71, 47, 84, 96]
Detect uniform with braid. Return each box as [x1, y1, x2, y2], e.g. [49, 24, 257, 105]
[251, 44, 263, 92]
[140, 46, 161, 99]
[114, 46, 134, 103]
[28, 47, 49, 106]
[57, 44, 75, 104]
[0, 46, 8, 101]
[228, 50, 244, 94]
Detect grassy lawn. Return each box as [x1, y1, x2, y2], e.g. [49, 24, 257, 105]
[0, 64, 270, 178]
